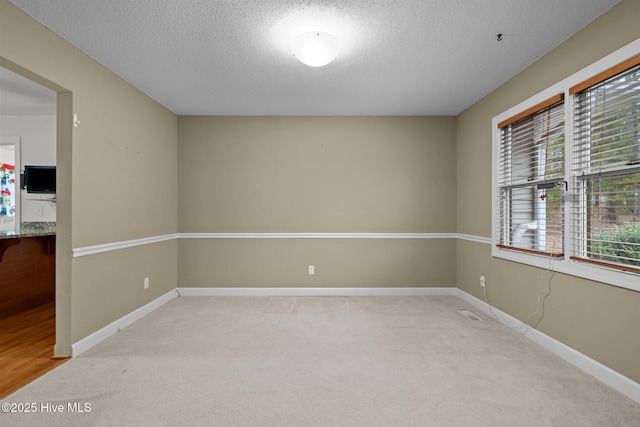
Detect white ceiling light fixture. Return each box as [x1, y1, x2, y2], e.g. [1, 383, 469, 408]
[292, 32, 340, 67]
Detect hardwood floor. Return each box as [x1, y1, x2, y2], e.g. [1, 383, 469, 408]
[0, 302, 68, 399]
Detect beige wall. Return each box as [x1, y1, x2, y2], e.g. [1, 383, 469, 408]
[456, 0, 640, 382]
[72, 241, 177, 341]
[178, 116, 457, 287]
[179, 239, 455, 288]
[1, 0, 178, 348]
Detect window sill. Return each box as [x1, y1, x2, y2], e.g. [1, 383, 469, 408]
[492, 245, 640, 293]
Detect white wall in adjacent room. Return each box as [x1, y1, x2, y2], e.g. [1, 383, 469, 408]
[0, 115, 56, 222]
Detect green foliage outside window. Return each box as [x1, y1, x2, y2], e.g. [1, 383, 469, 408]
[591, 223, 640, 266]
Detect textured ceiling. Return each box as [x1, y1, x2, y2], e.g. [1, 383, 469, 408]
[5, 0, 621, 116]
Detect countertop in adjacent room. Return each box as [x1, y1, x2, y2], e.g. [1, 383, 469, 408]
[0, 222, 56, 239]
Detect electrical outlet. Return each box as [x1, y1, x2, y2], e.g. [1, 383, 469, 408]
[479, 275, 486, 288]
[144, 277, 149, 289]
[308, 265, 315, 275]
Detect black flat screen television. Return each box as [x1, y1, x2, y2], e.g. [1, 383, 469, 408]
[24, 165, 56, 194]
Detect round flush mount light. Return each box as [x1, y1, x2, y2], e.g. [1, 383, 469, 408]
[292, 32, 340, 67]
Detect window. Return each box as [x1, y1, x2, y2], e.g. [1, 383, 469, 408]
[571, 58, 640, 273]
[492, 40, 640, 292]
[497, 95, 565, 257]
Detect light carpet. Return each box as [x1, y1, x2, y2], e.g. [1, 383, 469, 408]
[2, 295, 639, 426]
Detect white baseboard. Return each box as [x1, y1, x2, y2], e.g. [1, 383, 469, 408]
[176, 287, 458, 297]
[456, 288, 640, 405]
[71, 289, 177, 357]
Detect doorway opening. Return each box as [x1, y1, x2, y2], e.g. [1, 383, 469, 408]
[0, 61, 72, 397]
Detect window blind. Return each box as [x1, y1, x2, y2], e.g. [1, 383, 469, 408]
[497, 96, 565, 256]
[571, 61, 640, 273]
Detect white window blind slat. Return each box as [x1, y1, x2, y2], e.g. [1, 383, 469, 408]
[497, 98, 565, 256]
[571, 62, 640, 271]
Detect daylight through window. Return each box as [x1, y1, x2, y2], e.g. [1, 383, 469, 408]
[493, 46, 640, 290]
[571, 60, 640, 273]
[497, 96, 565, 257]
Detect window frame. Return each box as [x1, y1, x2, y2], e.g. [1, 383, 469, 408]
[492, 38, 640, 293]
[496, 95, 565, 257]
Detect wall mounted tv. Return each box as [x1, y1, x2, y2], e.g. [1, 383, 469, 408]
[24, 165, 56, 194]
